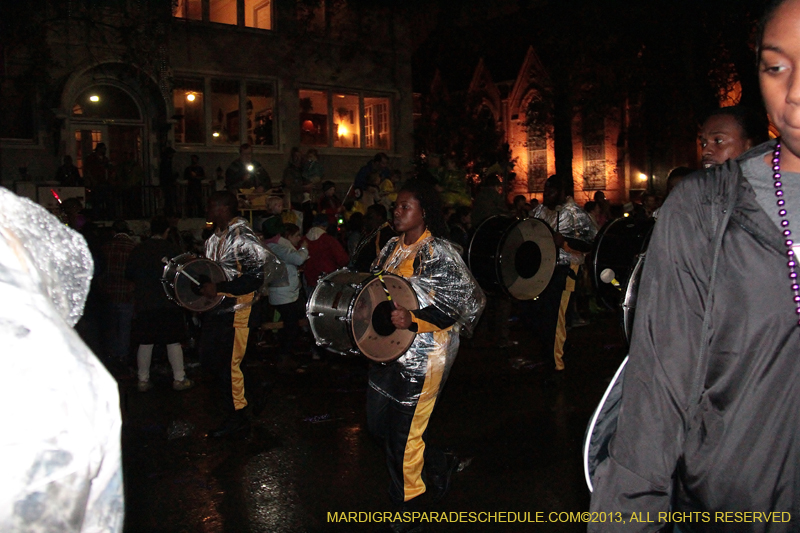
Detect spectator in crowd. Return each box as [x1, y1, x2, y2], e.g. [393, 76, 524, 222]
[262, 222, 309, 366]
[355, 152, 390, 192]
[126, 215, 194, 392]
[159, 143, 177, 216]
[226, 143, 271, 192]
[54, 154, 83, 186]
[98, 219, 136, 363]
[184, 154, 206, 218]
[282, 147, 306, 210]
[471, 173, 506, 226]
[447, 205, 473, 258]
[350, 204, 397, 273]
[83, 143, 112, 219]
[317, 180, 343, 227]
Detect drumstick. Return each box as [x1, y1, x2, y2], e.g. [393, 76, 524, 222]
[162, 256, 201, 286]
[376, 271, 396, 308]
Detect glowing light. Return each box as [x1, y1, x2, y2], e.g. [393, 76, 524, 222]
[212, 132, 220, 138]
[637, 173, 648, 182]
[246, 164, 255, 172]
[623, 212, 630, 217]
[186, 92, 196, 102]
[337, 124, 349, 137]
[89, 95, 100, 102]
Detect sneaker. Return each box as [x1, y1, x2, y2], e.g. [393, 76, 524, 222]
[137, 380, 153, 392]
[172, 378, 194, 391]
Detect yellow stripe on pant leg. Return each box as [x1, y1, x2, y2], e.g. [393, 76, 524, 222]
[231, 327, 250, 410]
[553, 265, 579, 371]
[402, 330, 448, 501]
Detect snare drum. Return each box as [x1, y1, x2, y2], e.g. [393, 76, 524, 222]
[162, 253, 226, 312]
[591, 218, 654, 310]
[306, 270, 419, 362]
[468, 215, 557, 300]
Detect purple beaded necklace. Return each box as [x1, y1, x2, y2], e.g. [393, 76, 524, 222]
[771, 139, 800, 325]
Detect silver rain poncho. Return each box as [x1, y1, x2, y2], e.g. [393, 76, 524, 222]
[0, 187, 124, 532]
[370, 234, 485, 406]
[204, 216, 281, 310]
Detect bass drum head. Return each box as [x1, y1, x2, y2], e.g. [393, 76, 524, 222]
[163, 254, 226, 312]
[591, 218, 654, 310]
[621, 252, 646, 345]
[468, 215, 557, 300]
[351, 274, 418, 362]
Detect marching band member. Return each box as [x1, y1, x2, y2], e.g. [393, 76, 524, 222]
[366, 180, 485, 516]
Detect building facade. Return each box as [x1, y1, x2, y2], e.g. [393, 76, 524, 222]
[0, 0, 413, 216]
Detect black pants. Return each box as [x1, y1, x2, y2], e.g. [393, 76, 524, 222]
[525, 264, 572, 371]
[366, 362, 449, 506]
[273, 299, 306, 355]
[199, 309, 256, 413]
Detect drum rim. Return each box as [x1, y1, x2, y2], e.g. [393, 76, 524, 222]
[306, 269, 419, 362]
[469, 215, 557, 300]
[162, 254, 225, 312]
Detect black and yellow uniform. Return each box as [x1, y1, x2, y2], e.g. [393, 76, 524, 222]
[200, 217, 267, 414]
[367, 230, 484, 506]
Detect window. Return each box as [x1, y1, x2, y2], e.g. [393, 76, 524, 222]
[174, 0, 202, 20]
[527, 131, 547, 192]
[74, 130, 103, 174]
[333, 93, 359, 149]
[246, 81, 275, 146]
[364, 96, 390, 149]
[0, 81, 34, 141]
[299, 89, 329, 147]
[210, 0, 237, 25]
[173, 79, 205, 144]
[245, 0, 272, 29]
[173, 77, 277, 147]
[300, 89, 392, 150]
[582, 114, 606, 190]
[211, 79, 240, 145]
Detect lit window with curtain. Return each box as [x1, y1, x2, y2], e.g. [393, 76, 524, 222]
[245, 0, 272, 29]
[299, 89, 329, 147]
[210, 0, 237, 25]
[211, 79, 240, 145]
[173, 0, 202, 20]
[364, 96, 390, 149]
[333, 93, 359, 149]
[246, 81, 275, 145]
[173, 79, 205, 144]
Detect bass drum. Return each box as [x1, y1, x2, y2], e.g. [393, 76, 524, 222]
[468, 215, 557, 300]
[591, 218, 654, 311]
[621, 251, 646, 345]
[162, 253, 226, 312]
[306, 270, 419, 362]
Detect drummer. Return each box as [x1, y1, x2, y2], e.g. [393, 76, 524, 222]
[367, 180, 485, 515]
[530, 175, 596, 384]
[199, 190, 270, 438]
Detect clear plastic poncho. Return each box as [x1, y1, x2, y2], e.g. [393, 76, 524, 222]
[0, 187, 124, 532]
[370, 233, 486, 406]
[204, 216, 285, 310]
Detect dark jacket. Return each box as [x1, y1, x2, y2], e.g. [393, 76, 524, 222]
[590, 141, 800, 531]
[126, 237, 183, 312]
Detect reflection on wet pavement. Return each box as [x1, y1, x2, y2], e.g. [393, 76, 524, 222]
[121, 313, 627, 532]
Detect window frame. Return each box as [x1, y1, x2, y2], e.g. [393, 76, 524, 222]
[173, 0, 275, 32]
[172, 74, 279, 150]
[298, 87, 394, 153]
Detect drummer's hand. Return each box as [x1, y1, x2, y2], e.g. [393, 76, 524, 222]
[553, 232, 566, 248]
[201, 282, 217, 299]
[391, 304, 413, 330]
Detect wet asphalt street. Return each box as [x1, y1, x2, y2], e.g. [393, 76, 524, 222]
[118, 308, 628, 533]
